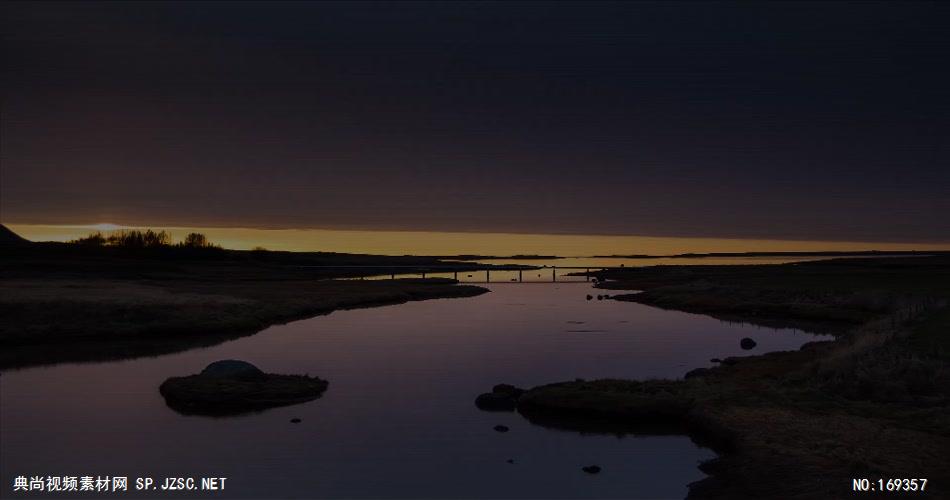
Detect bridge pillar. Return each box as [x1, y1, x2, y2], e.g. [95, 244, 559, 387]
[486, 269, 490, 283]
[519, 269, 523, 282]
[552, 266, 557, 282]
[454, 271, 458, 280]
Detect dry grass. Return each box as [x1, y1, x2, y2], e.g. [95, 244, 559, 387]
[0, 278, 487, 369]
[513, 257, 950, 498]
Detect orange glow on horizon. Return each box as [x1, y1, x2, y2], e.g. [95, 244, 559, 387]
[7, 223, 950, 256]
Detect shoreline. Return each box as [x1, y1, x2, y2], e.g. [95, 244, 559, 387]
[493, 256, 950, 498]
[0, 241, 491, 370]
[0, 278, 487, 370]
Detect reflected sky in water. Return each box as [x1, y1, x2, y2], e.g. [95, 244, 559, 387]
[1, 284, 828, 498]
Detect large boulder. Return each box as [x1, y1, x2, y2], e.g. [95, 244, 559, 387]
[200, 359, 264, 378]
[160, 360, 328, 416]
[740, 338, 757, 350]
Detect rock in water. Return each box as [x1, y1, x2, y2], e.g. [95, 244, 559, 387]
[160, 360, 328, 416]
[290, 418, 302, 424]
[493, 425, 510, 433]
[475, 383, 526, 411]
[200, 360, 264, 379]
[586, 294, 593, 300]
[582, 465, 602, 474]
[740, 338, 757, 350]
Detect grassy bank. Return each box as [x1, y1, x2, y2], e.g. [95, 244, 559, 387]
[0, 240, 489, 369]
[511, 256, 950, 498]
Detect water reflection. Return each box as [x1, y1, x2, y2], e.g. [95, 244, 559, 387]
[1, 285, 826, 498]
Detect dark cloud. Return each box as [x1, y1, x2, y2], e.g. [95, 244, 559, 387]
[2, 1, 948, 241]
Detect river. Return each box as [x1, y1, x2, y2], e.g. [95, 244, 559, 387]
[0, 278, 828, 498]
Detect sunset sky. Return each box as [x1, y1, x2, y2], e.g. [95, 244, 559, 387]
[2, 1, 948, 244]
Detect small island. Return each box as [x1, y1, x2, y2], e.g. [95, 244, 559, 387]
[159, 360, 329, 416]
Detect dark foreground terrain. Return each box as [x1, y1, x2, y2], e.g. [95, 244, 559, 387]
[510, 256, 950, 498]
[0, 238, 489, 369]
[4, 226, 948, 497]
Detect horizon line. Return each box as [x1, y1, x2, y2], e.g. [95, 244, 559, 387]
[5, 221, 950, 247]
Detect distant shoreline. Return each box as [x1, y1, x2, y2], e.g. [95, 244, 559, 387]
[590, 250, 946, 259]
[0, 233, 492, 370]
[9, 223, 949, 256]
[432, 254, 562, 261]
[432, 251, 945, 261]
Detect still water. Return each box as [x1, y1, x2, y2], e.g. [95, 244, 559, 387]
[1, 284, 827, 499]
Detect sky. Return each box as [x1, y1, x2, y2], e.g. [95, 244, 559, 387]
[2, 1, 949, 243]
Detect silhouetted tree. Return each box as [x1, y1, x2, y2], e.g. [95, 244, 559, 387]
[71, 232, 106, 246]
[182, 232, 209, 248]
[69, 229, 223, 250]
[107, 229, 170, 248]
[71, 229, 171, 248]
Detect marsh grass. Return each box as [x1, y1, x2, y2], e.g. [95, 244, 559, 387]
[810, 303, 950, 404]
[521, 257, 950, 497]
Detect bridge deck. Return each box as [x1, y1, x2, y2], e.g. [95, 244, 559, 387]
[301, 265, 624, 283]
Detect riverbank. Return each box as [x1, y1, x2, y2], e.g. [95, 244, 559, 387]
[0, 241, 488, 369]
[513, 256, 950, 498]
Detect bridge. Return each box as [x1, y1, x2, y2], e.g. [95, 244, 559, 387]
[300, 265, 626, 283]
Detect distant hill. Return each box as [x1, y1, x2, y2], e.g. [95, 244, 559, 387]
[0, 224, 30, 245]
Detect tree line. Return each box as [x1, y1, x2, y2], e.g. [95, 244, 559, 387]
[71, 229, 219, 249]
